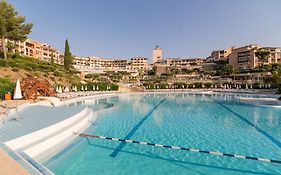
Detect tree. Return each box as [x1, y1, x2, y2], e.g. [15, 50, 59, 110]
[221, 65, 237, 75]
[255, 49, 270, 66]
[0, 1, 33, 59]
[64, 39, 73, 70]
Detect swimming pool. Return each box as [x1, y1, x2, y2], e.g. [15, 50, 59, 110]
[44, 93, 281, 175]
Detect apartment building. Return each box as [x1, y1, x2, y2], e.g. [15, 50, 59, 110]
[229, 44, 281, 69]
[229, 44, 262, 69]
[73, 55, 151, 74]
[263, 47, 281, 64]
[166, 58, 205, 67]
[206, 47, 235, 62]
[74, 56, 128, 72]
[0, 38, 61, 64]
[128, 57, 149, 70]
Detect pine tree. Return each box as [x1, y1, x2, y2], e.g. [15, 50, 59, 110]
[64, 39, 73, 70]
[0, 0, 33, 59]
[255, 49, 271, 66]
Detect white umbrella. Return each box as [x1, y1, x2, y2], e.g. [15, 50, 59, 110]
[14, 79, 22, 99]
[14, 79, 22, 120]
[64, 87, 69, 93]
[59, 86, 63, 94]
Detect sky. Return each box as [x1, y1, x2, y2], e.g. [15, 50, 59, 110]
[8, 0, 281, 63]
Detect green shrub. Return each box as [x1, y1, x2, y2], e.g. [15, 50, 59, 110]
[204, 83, 212, 88]
[0, 59, 8, 67]
[0, 77, 15, 99]
[54, 71, 63, 77]
[23, 66, 33, 71]
[84, 73, 99, 79]
[12, 67, 19, 72]
[194, 82, 202, 88]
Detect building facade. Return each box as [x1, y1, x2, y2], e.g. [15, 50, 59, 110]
[263, 47, 281, 64]
[206, 47, 235, 62]
[166, 58, 205, 67]
[229, 44, 262, 69]
[0, 38, 62, 64]
[128, 57, 149, 70]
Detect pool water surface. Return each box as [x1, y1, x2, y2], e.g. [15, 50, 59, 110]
[44, 93, 281, 175]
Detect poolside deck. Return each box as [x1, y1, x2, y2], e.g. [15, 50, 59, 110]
[0, 148, 30, 175]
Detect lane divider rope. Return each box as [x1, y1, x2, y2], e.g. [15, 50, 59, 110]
[77, 133, 281, 164]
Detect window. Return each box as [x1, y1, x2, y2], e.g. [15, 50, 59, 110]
[238, 51, 250, 63]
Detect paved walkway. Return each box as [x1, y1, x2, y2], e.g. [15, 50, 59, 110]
[0, 148, 30, 175]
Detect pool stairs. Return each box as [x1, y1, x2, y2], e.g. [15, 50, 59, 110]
[4, 107, 94, 175]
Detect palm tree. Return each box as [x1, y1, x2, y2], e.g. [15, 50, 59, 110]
[255, 49, 271, 66]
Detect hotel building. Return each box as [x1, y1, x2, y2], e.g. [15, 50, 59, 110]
[263, 47, 281, 64]
[206, 47, 235, 62]
[0, 38, 62, 64]
[166, 58, 205, 67]
[228, 44, 281, 69]
[128, 57, 150, 70]
[73, 56, 149, 73]
[228, 44, 262, 69]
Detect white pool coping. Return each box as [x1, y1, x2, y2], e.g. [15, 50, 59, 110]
[23, 110, 93, 159]
[4, 108, 89, 151]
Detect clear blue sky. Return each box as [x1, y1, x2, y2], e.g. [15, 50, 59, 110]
[9, 0, 281, 63]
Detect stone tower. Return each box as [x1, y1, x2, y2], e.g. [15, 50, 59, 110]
[152, 45, 163, 64]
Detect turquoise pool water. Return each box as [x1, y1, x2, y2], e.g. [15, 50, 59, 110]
[45, 93, 281, 175]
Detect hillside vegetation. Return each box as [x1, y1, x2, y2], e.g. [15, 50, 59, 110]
[0, 55, 81, 83]
[0, 55, 81, 95]
[0, 55, 120, 99]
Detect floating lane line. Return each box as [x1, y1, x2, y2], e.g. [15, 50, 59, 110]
[78, 133, 281, 165]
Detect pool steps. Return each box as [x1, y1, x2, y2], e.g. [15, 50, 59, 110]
[4, 107, 94, 175]
[4, 108, 90, 151]
[23, 109, 93, 159]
